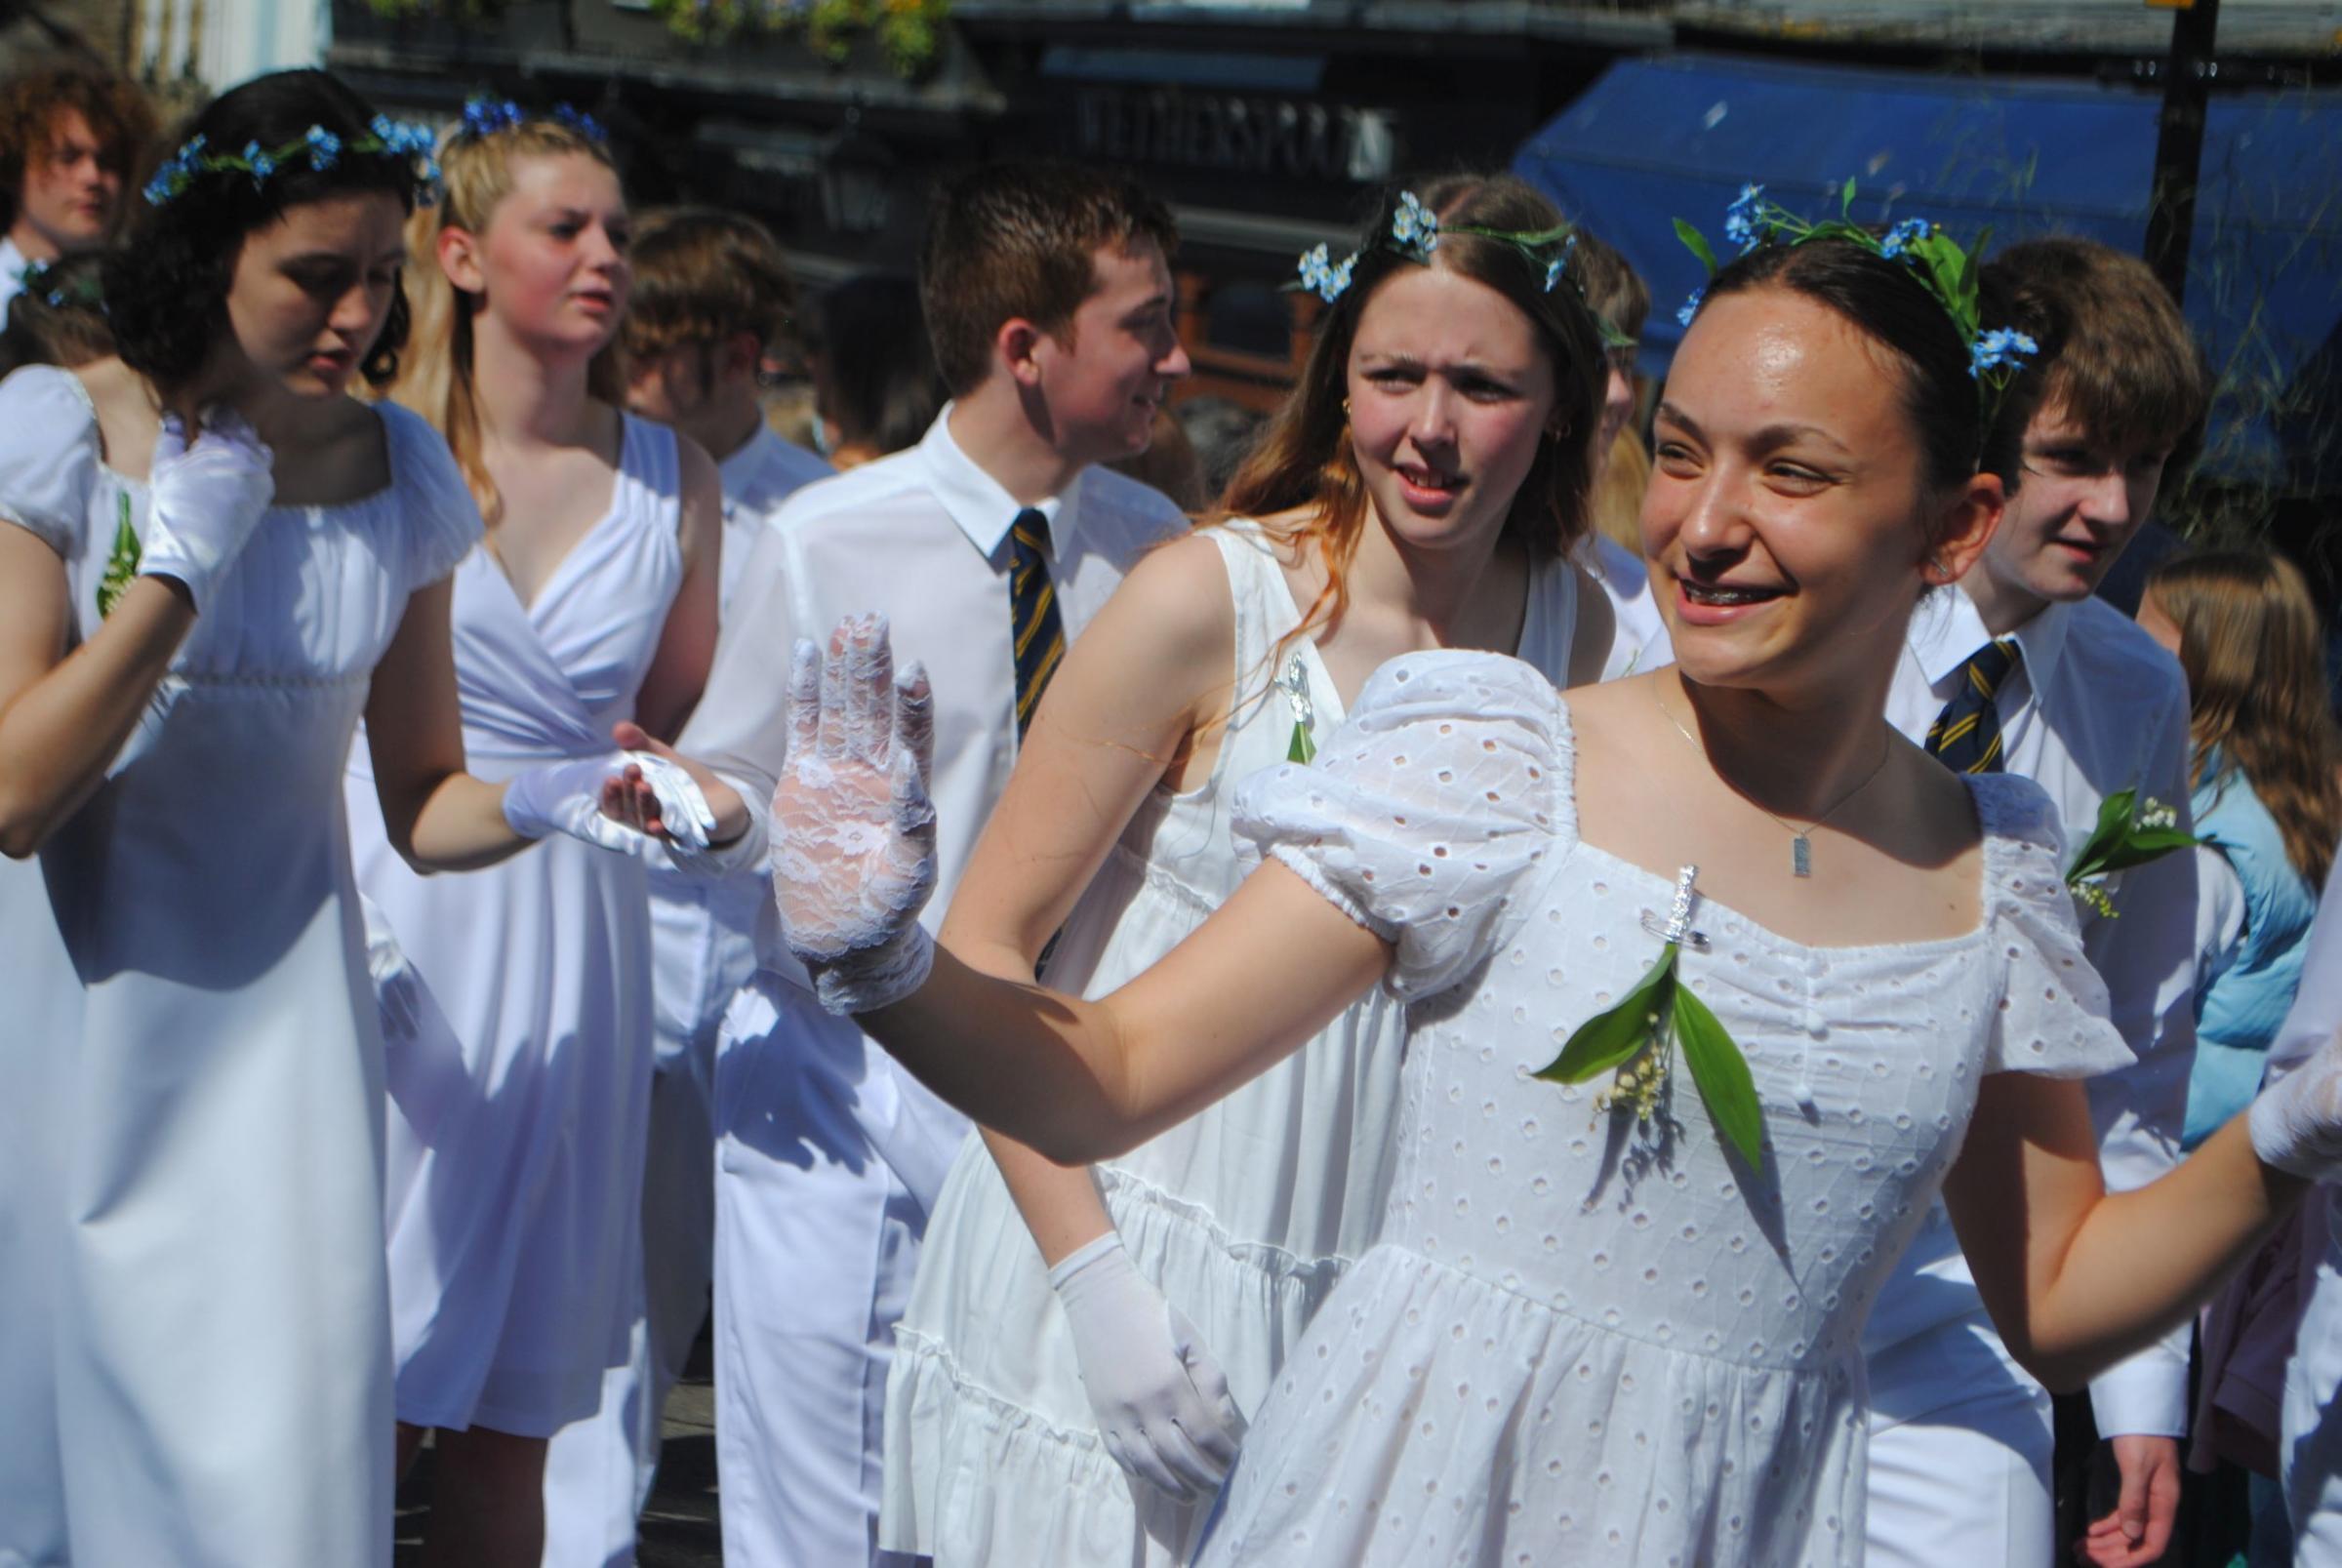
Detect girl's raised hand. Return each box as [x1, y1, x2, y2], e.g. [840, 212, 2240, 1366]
[770, 614, 938, 1014]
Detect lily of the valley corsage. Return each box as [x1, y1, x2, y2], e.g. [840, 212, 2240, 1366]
[1276, 652, 1316, 764]
[1535, 864, 1765, 1170]
[97, 491, 140, 619]
[2065, 788, 2203, 918]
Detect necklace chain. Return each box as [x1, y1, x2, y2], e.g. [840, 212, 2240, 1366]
[1654, 689, 1891, 877]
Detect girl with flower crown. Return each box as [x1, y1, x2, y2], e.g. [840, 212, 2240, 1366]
[343, 101, 735, 1562]
[765, 219, 2342, 1564]
[879, 173, 1618, 1566]
[0, 69, 727, 1568]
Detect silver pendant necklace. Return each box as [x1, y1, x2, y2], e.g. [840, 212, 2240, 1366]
[1654, 690, 1891, 878]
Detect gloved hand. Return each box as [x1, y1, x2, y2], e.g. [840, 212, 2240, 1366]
[769, 615, 938, 1016]
[139, 409, 276, 613]
[2248, 1025, 2342, 1178]
[504, 750, 717, 853]
[1050, 1232, 1247, 1501]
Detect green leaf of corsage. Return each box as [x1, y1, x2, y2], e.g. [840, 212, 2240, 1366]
[1276, 651, 1317, 765]
[2064, 787, 2206, 917]
[1534, 865, 1765, 1170]
[97, 490, 141, 619]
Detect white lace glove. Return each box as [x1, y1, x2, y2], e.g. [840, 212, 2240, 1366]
[1049, 1232, 1247, 1500]
[769, 615, 939, 1016]
[504, 750, 716, 853]
[2249, 1026, 2342, 1179]
[140, 409, 276, 613]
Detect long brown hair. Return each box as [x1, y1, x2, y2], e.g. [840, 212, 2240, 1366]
[2146, 548, 2342, 888]
[389, 116, 625, 526]
[1212, 173, 1607, 656]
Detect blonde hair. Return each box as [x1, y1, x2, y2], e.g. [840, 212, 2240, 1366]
[1591, 426, 1648, 554]
[389, 117, 625, 524]
[2146, 548, 2342, 888]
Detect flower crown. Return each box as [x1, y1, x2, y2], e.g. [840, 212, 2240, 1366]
[141, 117, 441, 208]
[1673, 181, 2037, 391]
[142, 116, 442, 209]
[457, 98, 608, 144]
[1293, 189, 1637, 352]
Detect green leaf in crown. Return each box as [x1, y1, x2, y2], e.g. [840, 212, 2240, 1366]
[2064, 787, 2205, 918]
[97, 490, 140, 619]
[1534, 864, 1765, 1171]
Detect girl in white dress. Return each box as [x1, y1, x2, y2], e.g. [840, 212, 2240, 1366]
[883, 176, 1618, 1565]
[0, 71, 734, 1568]
[767, 228, 2341, 1564]
[344, 103, 727, 1563]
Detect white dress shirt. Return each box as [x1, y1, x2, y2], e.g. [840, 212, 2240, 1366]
[1867, 587, 2201, 1436]
[0, 236, 29, 326]
[679, 406, 1191, 985]
[713, 424, 831, 614]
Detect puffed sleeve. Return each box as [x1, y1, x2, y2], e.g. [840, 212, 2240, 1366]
[380, 402, 485, 590]
[1972, 774, 2137, 1078]
[0, 366, 101, 558]
[1232, 648, 1566, 1002]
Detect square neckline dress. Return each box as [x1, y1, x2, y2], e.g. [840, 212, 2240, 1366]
[1194, 648, 2134, 1567]
[0, 366, 480, 1568]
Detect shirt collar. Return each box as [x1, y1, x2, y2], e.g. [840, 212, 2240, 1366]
[919, 404, 1071, 560]
[716, 424, 780, 496]
[1912, 586, 2076, 691]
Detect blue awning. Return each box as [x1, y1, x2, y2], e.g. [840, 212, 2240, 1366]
[1514, 53, 2342, 488]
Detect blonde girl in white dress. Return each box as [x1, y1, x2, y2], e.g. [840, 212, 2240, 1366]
[767, 225, 2341, 1565]
[0, 71, 732, 1568]
[344, 101, 730, 1564]
[882, 175, 1617, 1565]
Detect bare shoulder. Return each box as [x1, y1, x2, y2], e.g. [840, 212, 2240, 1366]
[1108, 528, 1238, 666]
[75, 358, 157, 472]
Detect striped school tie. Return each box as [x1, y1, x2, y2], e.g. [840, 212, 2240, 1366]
[1925, 637, 2021, 774]
[1010, 507, 1067, 739]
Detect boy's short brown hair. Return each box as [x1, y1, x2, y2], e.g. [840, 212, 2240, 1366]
[622, 206, 798, 362]
[0, 64, 156, 222]
[917, 161, 1178, 397]
[1985, 237, 2211, 475]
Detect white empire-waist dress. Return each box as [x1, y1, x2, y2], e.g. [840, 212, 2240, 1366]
[880, 521, 1582, 1565]
[0, 366, 481, 1568]
[345, 414, 684, 1437]
[1178, 651, 2131, 1567]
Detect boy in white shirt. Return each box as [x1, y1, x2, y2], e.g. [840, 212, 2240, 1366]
[671, 162, 1193, 1565]
[1865, 238, 2212, 1568]
[542, 208, 833, 1566]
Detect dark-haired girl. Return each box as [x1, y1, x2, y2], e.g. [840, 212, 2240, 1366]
[878, 175, 1617, 1566]
[0, 69, 726, 1567]
[767, 221, 2342, 1563]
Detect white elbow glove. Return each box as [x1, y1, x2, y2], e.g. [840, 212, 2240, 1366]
[768, 616, 939, 1016]
[2249, 1026, 2342, 1179]
[503, 750, 716, 854]
[1050, 1232, 1247, 1501]
[139, 409, 277, 613]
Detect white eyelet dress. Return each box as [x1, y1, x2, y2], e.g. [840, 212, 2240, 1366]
[1192, 649, 2134, 1567]
[878, 523, 1580, 1564]
[0, 367, 481, 1568]
[344, 415, 683, 1438]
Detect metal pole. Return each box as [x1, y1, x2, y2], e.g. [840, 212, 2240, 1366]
[2144, 0, 2221, 305]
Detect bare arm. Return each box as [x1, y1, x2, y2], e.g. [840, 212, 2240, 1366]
[867, 857, 1393, 1166]
[1944, 1070, 2304, 1393]
[633, 437, 724, 744]
[0, 524, 197, 858]
[363, 577, 536, 873]
[944, 533, 1236, 1265]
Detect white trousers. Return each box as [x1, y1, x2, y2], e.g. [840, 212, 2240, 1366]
[1863, 1310, 2055, 1567]
[542, 888, 742, 1568]
[710, 976, 968, 1568]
